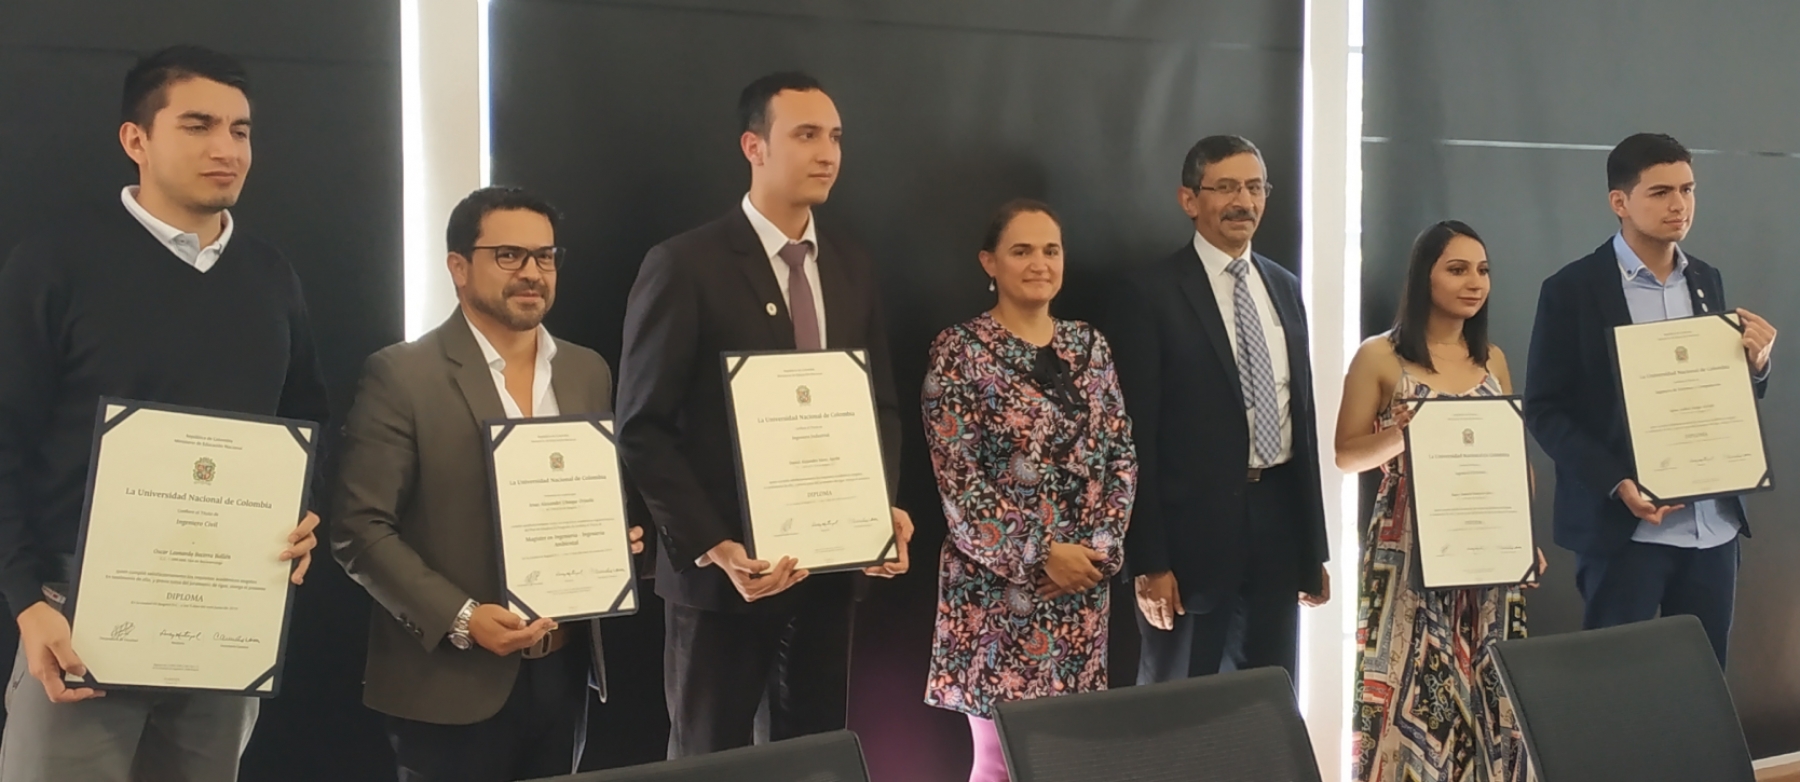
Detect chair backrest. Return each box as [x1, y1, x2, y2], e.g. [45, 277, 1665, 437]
[523, 731, 869, 782]
[993, 667, 1321, 782]
[1492, 615, 1755, 782]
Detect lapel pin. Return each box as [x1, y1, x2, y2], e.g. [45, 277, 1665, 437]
[766, 303, 778, 316]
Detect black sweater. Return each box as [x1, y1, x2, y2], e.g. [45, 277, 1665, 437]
[0, 202, 329, 617]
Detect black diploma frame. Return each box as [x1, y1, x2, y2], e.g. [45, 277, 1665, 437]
[65, 398, 315, 696]
[722, 349, 898, 573]
[482, 414, 639, 622]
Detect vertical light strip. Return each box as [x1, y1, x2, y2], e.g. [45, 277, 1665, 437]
[401, 0, 485, 341]
[1299, 0, 1360, 779]
[477, 0, 493, 186]
[400, 0, 429, 341]
[1341, 15, 1366, 780]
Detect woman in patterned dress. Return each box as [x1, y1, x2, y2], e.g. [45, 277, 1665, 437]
[1334, 221, 1547, 782]
[921, 200, 1136, 782]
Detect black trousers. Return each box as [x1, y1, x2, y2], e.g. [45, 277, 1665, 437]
[1136, 462, 1304, 684]
[1577, 536, 1739, 666]
[664, 579, 854, 758]
[387, 635, 591, 782]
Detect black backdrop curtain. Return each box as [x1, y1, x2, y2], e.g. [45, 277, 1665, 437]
[0, 2, 401, 779]
[489, 0, 1303, 777]
[1362, 0, 1800, 757]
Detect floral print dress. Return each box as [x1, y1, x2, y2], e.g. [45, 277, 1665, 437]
[920, 313, 1136, 719]
[1354, 368, 1531, 782]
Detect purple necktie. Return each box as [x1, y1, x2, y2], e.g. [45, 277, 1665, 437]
[779, 240, 821, 350]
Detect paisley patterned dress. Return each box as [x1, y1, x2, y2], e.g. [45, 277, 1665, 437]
[920, 313, 1136, 718]
[1354, 368, 1532, 782]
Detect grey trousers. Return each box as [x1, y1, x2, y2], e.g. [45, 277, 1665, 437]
[0, 644, 257, 782]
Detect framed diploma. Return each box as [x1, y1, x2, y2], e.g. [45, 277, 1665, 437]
[1401, 396, 1538, 589]
[65, 399, 316, 696]
[722, 350, 897, 573]
[1613, 313, 1772, 504]
[483, 415, 638, 622]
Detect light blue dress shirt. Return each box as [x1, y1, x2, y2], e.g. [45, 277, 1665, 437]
[1613, 232, 1742, 549]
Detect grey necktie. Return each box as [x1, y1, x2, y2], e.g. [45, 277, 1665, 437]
[778, 241, 820, 350]
[1227, 257, 1281, 464]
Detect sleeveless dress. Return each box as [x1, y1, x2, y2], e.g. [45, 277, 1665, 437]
[1353, 367, 1532, 782]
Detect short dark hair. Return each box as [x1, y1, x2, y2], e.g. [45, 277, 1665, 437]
[121, 45, 250, 128]
[1180, 135, 1263, 190]
[980, 198, 1062, 253]
[445, 186, 562, 258]
[1388, 220, 1489, 371]
[1607, 133, 1692, 193]
[739, 71, 826, 137]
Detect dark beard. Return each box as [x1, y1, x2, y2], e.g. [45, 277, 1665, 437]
[469, 280, 553, 331]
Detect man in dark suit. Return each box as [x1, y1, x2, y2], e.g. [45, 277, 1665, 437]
[1525, 133, 1776, 665]
[1109, 135, 1330, 684]
[333, 186, 644, 781]
[615, 72, 913, 758]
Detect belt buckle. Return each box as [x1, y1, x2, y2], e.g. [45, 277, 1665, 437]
[1246, 467, 1264, 482]
[522, 627, 561, 655]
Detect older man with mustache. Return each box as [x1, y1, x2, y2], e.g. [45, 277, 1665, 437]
[1107, 135, 1332, 685]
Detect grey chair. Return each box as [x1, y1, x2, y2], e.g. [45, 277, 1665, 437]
[1492, 615, 1755, 782]
[993, 666, 1321, 782]
[523, 731, 869, 782]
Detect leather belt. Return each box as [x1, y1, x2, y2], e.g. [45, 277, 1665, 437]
[1246, 462, 1290, 483]
[521, 626, 570, 659]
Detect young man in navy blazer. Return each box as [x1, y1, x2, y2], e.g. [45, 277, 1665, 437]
[1524, 133, 1777, 665]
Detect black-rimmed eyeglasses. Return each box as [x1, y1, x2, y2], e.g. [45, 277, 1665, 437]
[472, 245, 566, 272]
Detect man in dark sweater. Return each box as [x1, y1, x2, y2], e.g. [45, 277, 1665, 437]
[0, 45, 326, 781]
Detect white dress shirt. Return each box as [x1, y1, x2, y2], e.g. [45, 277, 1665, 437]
[121, 186, 233, 272]
[742, 194, 828, 346]
[1193, 233, 1294, 467]
[467, 317, 560, 418]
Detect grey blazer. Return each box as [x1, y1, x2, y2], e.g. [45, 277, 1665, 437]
[331, 310, 613, 725]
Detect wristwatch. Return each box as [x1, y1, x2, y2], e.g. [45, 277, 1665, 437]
[448, 599, 477, 650]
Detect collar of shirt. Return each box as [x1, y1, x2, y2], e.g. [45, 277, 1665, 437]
[1612, 231, 1688, 286]
[120, 186, 233, 272]
[465, 317, 559, 417]
[1193, 232, 1252, 278]
[742, 194, 818, 262]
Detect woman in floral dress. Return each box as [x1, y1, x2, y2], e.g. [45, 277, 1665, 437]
[921, 200, 1136, 782]
[1335, 220, 1545, 782]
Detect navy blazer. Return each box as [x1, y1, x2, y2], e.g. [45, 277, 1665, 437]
[1524, 239, 1766, 557]
[1107, 244, 1329, 605]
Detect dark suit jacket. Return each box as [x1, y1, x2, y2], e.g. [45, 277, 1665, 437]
[331, 310, 613, 725]
[616, 207, 902, 613]
[1108, 244, 1329, 605]
[1524, 240, 1765, 557]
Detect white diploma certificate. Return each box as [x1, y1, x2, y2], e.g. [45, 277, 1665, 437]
[1614, 313, 1772, 504]
[484, 416, 637, 621]
[723, 350, 897, 573]
[66, 399, 315, 695]
[1402, 396, 1537, 589]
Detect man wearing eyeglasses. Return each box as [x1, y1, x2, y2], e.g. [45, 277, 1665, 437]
[332, 186, 644, 781]
[1107, 135, 1331, 685]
